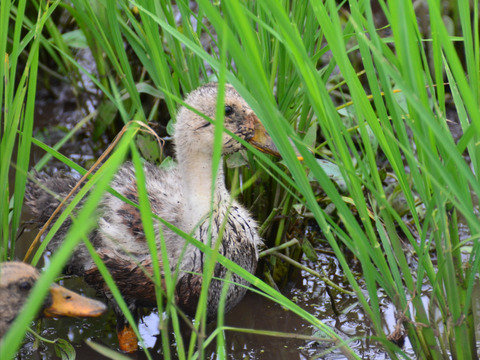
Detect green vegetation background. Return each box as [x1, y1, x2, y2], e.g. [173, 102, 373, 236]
[1, 0, 479, 359]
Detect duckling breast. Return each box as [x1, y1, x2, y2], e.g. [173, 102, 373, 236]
[176, 199, 261, 319]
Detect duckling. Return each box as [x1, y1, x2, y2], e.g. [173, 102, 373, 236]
[0, 261, 106, 338]
[26, 83, 278, 351]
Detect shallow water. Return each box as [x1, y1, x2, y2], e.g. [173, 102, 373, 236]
[13, 250, 396, 359]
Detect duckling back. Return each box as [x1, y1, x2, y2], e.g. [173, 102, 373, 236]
[98, 161, 186, 270]
[25, 162, 185, 276]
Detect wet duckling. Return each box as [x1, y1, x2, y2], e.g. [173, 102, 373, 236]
[0, 261, 106, 338]
[26, 83, 278, 351]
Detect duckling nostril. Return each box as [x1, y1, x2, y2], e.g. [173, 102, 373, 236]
[244, 113, 257, 131]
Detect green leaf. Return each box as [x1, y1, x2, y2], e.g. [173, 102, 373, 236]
[93, 100, 118, 141]
[54, 339, 76, 360]
[136, 133, 162, 162]
[86, 340, 132, 360]
[135, 82, 165, 98]
[159, 156, 176, 169]
[226, 152, 248, 168]
[301, 238, 317, 262]
[302, 121, 317, 148]
[308, 159, 347, 192]
[61, 29, 88, 49]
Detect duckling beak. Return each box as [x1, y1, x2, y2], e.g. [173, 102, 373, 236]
[246, 116, 281, 157]
[247, 116, 304, 160]
[43, 283, 107, 318]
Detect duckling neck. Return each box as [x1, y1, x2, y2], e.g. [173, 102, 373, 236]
[177, 151, 228, 233]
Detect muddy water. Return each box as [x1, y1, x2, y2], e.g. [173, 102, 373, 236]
[14, 250, 398, 359]
[16, 84, 404, 359]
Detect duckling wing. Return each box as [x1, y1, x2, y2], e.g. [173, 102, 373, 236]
[98, 162, 185, 269]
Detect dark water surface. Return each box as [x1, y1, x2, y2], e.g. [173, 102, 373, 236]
[13, 248, 397, 359]
[18, 207, 407, 359]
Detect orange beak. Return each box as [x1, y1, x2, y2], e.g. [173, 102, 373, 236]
[247, 116, 303, 160]
[246, 116, 281, 157]
[43, 283, 106, 318]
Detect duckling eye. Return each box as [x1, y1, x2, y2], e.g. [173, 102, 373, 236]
[18, 281, 32, 291]
[225, 105, 234, 116]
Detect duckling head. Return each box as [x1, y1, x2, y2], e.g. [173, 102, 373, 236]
[174, 83, 278, 158]
[0, 262, 106, 338]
